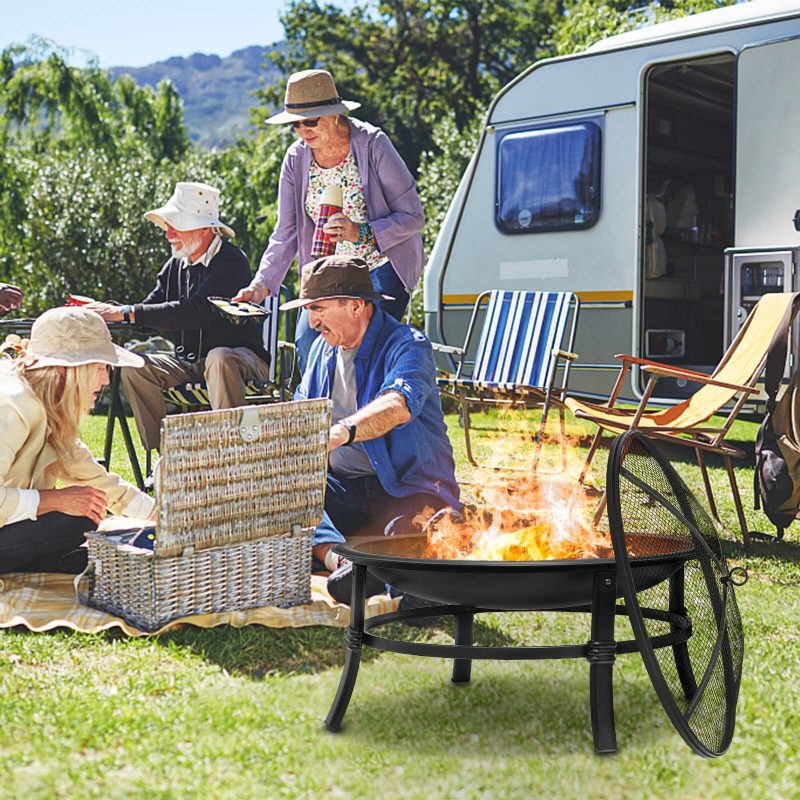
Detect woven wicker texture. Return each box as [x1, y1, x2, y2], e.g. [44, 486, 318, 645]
[85, 528, 314, 632]
[156, 399, 330, 557]
[85, 398, 331, 631]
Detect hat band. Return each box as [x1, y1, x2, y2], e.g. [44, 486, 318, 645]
[285, 96, 342, 110]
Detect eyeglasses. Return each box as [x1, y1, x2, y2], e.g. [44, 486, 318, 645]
[291, 118, 320, 129]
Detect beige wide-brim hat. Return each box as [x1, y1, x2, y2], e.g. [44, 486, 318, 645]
[24, 307, 144, 371]
[266, 69, 361, 125]
[144, 181, 235, 237]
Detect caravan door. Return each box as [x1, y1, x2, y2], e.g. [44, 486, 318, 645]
[734, 35, 800, 249]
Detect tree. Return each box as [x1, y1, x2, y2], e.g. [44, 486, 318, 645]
[259, 0, 565, 172]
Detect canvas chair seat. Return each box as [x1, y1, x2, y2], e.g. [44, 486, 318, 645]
[567, 291, 800, 548]
[434, 289, 580, 470]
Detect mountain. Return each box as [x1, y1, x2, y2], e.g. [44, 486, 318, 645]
[109, 44, 284, 148]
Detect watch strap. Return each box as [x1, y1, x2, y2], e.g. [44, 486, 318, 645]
[338, 420, 357, 445]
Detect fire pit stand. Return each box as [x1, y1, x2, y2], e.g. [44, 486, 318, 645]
[325, 431, 745, 758]
[325, 560, 692, 755]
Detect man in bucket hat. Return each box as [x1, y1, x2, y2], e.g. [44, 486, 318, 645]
[287, 255, 460, 607]
[89, 181, 270, 452]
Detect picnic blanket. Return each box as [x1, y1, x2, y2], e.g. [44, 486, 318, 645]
[0, 572, 398, 636]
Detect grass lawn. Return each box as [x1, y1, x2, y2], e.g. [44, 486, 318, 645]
[0, 410, 798, 799]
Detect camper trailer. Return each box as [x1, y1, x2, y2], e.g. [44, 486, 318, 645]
[424, 1, 800, 405]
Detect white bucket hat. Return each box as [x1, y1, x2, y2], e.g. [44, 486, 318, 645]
[144, 181, 235, 237]
[24, 307, 144, 371]
[266, 69, 361, 125]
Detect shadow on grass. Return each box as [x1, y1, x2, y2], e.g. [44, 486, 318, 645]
[153, 613, 521, 679]
[339, 665, 663, 756]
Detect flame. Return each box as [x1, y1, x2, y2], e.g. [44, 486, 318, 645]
[424, 420, 612, 561]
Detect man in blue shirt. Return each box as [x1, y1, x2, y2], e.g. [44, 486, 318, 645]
[283, 254, 460, 604]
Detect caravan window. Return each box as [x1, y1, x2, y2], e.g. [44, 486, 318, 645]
[496, 121, 601, 234]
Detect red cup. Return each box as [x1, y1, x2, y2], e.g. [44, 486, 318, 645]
[311, 184, 344, 258]
[66, 294, 96, 306]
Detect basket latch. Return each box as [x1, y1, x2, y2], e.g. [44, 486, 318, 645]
[238, 407, 262, 442]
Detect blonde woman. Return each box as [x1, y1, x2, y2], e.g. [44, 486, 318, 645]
[0, 307, 154, 573]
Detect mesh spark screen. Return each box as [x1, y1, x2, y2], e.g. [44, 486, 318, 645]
[606, 431, 744, 758]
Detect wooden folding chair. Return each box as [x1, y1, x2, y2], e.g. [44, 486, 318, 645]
[566, 291, 800, 548]
[435, 289, 580, 470]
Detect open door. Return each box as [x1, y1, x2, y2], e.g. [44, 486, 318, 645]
[735, 35, 800, 248]
[641, 54, 735, 398]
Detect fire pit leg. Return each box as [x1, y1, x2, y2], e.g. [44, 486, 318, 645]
[588, 570, 618, 755]
[324, 563, 367, 732]
[451, 612, 475, 683]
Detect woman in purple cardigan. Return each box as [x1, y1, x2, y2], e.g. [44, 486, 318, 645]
[234, 69, 425, 371]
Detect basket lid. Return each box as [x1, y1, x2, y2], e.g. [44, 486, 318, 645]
[606, 431, 744, 758]
[154, 399, 331, 557]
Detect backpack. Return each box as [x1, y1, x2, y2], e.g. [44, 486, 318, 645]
[754, 296, 800, 537]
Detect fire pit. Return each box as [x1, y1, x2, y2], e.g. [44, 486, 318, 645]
[341, 532, 691, 611]
[324, 431, 745, 758]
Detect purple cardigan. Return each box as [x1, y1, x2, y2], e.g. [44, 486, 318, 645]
[252, 117, 425, 297]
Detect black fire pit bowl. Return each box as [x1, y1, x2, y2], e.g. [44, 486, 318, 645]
[334, 532, 691, 611]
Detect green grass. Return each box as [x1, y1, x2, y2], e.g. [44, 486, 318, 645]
[0, 411, 798, 799]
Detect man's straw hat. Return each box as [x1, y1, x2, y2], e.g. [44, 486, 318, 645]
[144, 182, 235, 237]
[266, 69, 360, 125]
[24, 307, 144, 370]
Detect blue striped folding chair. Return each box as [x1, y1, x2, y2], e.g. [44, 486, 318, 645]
[435, 290, 580, 470]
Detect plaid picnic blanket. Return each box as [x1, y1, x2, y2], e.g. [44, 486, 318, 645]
[0, 572, 398, 636]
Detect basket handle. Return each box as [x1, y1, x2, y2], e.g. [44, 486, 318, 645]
[73, 561, 95, 605]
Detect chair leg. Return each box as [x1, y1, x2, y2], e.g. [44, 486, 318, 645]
[724, 455, 750, 550]
[578, 429, 604, 485]
[461, 398, 479, 468]
[559, 406, 567, 472]
[593, 491, 608, 527]
[532, 399, 551, 473]
[695, 448, 719, 521]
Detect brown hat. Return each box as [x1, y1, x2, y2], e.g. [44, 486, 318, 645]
[266, 69, 361, 125]
[280, 255, 393, 311]
[24, 307, 144, 371]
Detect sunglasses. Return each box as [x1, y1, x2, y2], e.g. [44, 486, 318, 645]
[291, 117, 320, 129]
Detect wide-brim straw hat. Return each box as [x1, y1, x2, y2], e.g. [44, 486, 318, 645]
[266, 69, 361, 125]
[280, 255, 393, 311]
[24, 307, 144, 370]
[144, 181, 235, 237]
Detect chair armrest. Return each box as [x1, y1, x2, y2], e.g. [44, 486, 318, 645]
[552, 348, 578, 361]
[278, 340, 296, 352]
[639, 364, 759, 394]
[431, 342, 465, 356]
[613, 354, 714, 383]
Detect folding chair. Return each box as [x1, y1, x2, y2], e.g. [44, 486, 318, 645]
[162, 287, 295, 409]
[143, 287, 296, 478]
[434, 290, 580, 470]
[567, 291, 800, 549]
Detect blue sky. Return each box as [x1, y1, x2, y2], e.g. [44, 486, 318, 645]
[0, 0, 287, 68]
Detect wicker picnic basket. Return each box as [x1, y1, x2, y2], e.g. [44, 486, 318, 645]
[83, 399, 331, 631]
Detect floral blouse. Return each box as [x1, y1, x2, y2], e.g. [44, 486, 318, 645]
[305, 152, 388, 270]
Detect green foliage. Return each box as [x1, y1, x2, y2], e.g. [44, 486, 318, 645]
[550, 0, 737, 56]
[260, 0, 565, 172]
[0, 42, 288, 313]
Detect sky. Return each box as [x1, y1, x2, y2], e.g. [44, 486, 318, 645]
[0, 0, 287, 68]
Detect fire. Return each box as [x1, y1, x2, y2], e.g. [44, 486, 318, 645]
[423, 424, 612, 561]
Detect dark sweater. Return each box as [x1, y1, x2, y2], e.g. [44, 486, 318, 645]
[134, 240, 268, 363]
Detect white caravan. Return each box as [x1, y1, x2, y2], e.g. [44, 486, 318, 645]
[425, 0, 800, 404]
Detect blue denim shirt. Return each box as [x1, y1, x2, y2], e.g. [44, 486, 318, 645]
[296, 309, 460, 509]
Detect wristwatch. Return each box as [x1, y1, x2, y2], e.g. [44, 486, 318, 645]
[337, 420, 357, 445]
[122, 305, 133, 324]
